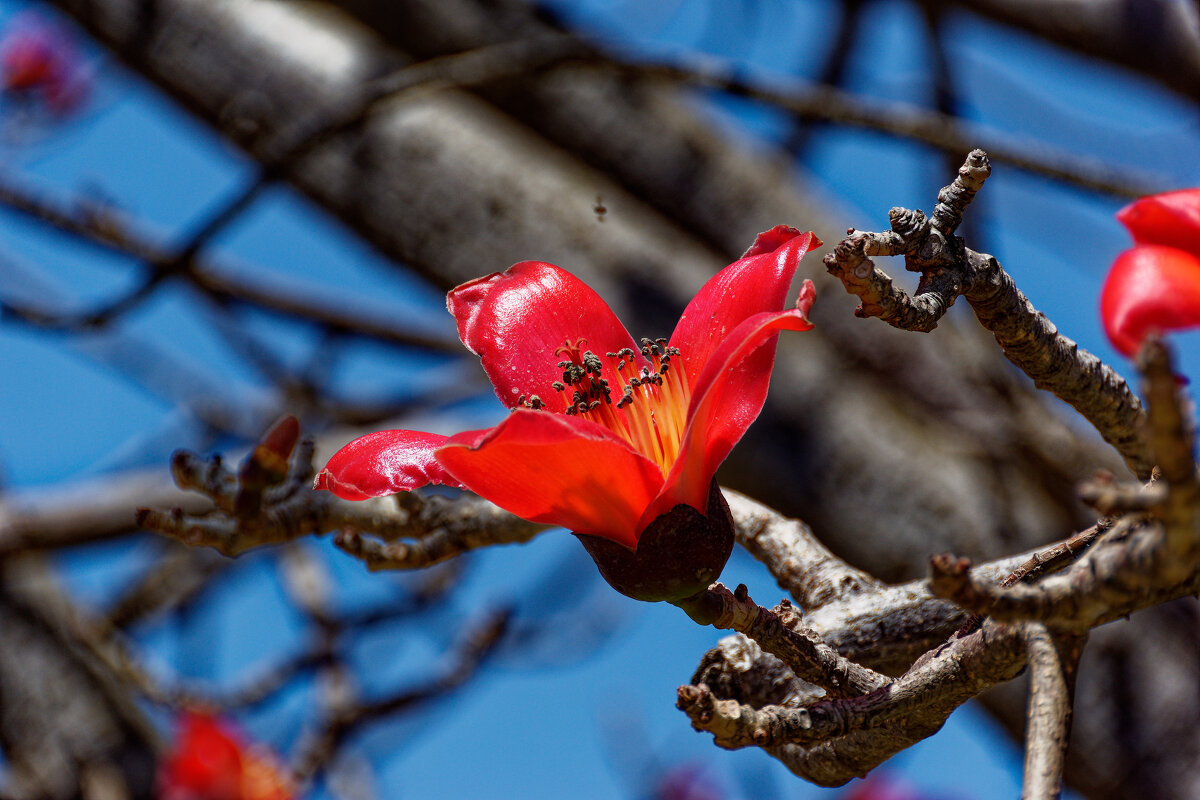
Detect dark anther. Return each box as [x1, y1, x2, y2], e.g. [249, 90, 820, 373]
[582, 351, 603, 376]
[561, 363, 585, 385]
[734, 583, 749, 602]
[528, 395, 544, 410]
[552, 381, 565, 392]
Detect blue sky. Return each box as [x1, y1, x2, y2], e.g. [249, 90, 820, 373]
[6, 0, 1198, 797]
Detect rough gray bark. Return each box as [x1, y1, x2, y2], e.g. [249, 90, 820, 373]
[22, 1, 1199, 798]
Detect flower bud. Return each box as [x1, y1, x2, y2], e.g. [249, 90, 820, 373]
[574, 480, 734, 604]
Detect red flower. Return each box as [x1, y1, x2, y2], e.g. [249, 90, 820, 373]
[1101, 188, 1200, 356]
[158, 711, 293, 800]
[316, 226, 819, 551]
[0, 12, 90, 116]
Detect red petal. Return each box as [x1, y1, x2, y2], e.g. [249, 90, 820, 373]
[669, 227, 820, 384]
[640, 285, 816, 528]
[435, 410, 663, 549]
[1118, 189, 1200, 256]
[1101, 245, 1200, 356]
[314, 430, 466, 500]
[448, 261, 641, 414]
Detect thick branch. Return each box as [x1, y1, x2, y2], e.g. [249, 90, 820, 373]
[929, 519, 1200, 632]
[725, 490, 882, 610]
[678, 619, 1029, 784]
[692, 583, 890, 700]
[963, 247, 1149, 478]
[0, 471, 207, 555]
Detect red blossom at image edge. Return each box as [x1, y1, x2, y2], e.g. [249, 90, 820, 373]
[315, 225, 820, 550]
[0, 11, 90, 116]
[158, 711, 293, 800]
[1101, 188, 1200, 356]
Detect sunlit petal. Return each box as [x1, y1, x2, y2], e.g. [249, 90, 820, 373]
[436, 410, 662, 548]
[315, 429, 467, 500]
[448, 261, 641, 413]
[1101, 245, 1200, 356]
[669, 226, 819, 383]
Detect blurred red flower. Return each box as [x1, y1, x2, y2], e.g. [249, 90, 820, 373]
[0, 12, 90, 117]
[158, 711, 293, 800]
[1101, 188, 1200, 356]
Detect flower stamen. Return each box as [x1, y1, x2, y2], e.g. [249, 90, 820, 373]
[539, 336, 692, 474]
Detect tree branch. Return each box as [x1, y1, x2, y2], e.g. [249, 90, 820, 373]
[1023, 625, 1084, 800]
[678, 619, 1029, 786]
[687, 583, 890, 700]
[928, 516, 1200, 632]
[333, 492, 548, 570]
[0, 170, 460, 351]
[602, 58, 1167, 199]
[825, 149, 1152, 479]
[1139, 339, 1200, 581]
[724, 490, 882, 610]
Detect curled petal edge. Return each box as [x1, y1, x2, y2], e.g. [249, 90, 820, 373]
[670, 227, 819, 385]
[1117, 189, 1200, 255]
[314, 429, 466, 500]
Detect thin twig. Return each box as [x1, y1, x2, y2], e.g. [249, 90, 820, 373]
[1139, 338, 1200, 579]
[599, 58, 1168, 199]
[289, 608, 511, 786]
[1023, 624, 1083, 800]
[0, 170, 459, 350]
[999, 523, 1109, 588]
